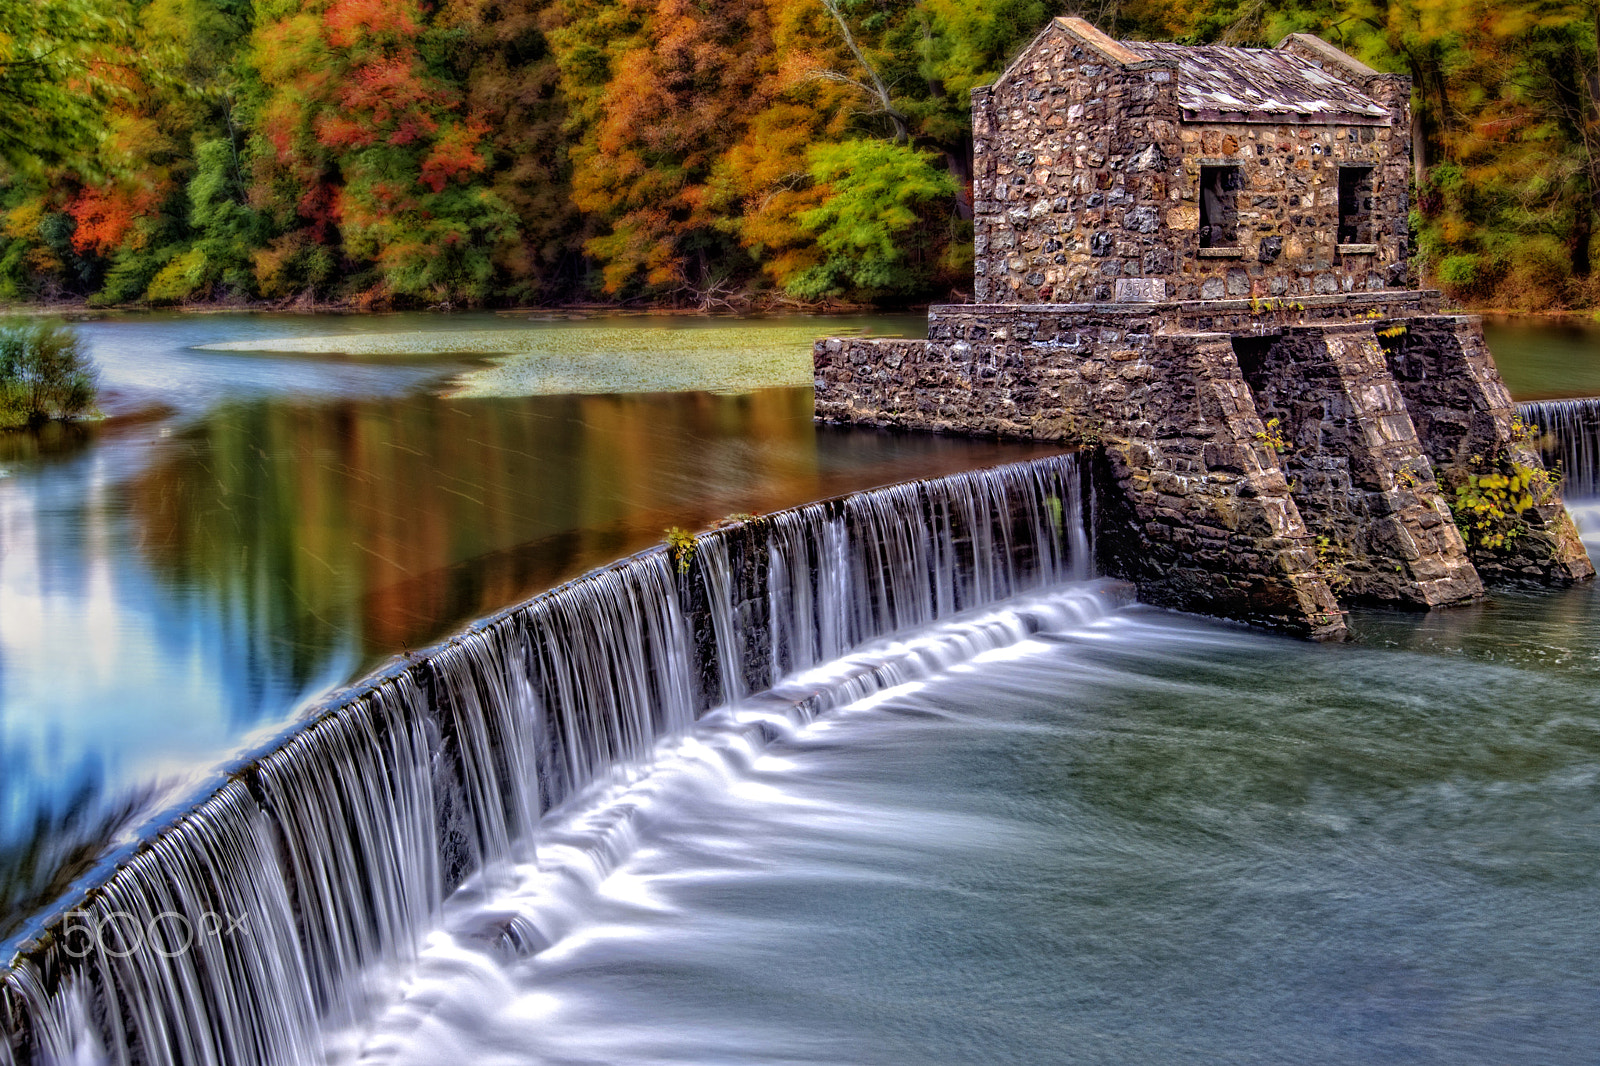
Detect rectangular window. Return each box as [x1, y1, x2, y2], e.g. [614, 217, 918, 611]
[1199, 166, 1240, 248]
[1338, 166, 1375, 245]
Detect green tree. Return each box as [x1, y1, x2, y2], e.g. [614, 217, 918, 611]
[248, 0, 523, 304]
[789, 139, 955, 299]
[145, 138, 264, 301]
[0, 0, 132, 171]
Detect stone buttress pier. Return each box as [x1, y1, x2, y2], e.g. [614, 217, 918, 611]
[815, 297, 1591, 638]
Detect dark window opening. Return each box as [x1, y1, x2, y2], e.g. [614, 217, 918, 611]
[1338, 166, 1375, 244]
[1199, 166, 1240, 248]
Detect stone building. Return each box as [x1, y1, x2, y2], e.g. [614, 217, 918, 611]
[972, 19, 1410, 304]
[815, 18, 1593, 640]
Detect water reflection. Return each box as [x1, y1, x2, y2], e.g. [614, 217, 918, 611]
[1481, 316, 1600, 400]
[0, 310, 1047, 939]
[127, 388, 1054, 671]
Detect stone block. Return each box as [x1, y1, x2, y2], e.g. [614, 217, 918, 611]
[1114, 278, 1166, 302]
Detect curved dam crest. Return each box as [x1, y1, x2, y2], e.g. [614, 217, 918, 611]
[0, 453, 1097, 1066]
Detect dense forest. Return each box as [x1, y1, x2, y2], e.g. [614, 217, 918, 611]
[4, 0, 1600, 310]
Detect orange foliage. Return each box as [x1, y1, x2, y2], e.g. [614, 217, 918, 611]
[715, 102, 831, 287]
[67, 184, 161, 255]
[564, 0, 783, 293]
[420, 120, 489, 192]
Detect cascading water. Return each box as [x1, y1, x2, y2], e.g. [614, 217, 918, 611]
[1519, 398, 1600, 499]
[697, 537, 747, 710]
[0, 453, 1095, 1066]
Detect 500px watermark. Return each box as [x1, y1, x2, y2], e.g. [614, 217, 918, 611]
[60, 911, 251, 959]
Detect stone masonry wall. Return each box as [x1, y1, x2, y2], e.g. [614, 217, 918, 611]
[1236, 324, 1482, 607]
[815, 316, 1346, 637]
[972, 20, 1410, 305]
[812, 295, 1439, 443]
[972, 24, 1182, 305]
[1092, 333, 1344, 637]
[1380, 315, 1594, 585]
[815, 305, 1592, 623]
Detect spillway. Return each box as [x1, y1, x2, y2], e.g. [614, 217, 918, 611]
[0, 454, 1093, 1066]
[1520, 397, 1600, 498]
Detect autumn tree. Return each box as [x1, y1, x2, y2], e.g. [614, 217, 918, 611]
[441, 0, 584, 301]
[0, 0, 132, 171]
[250, 0, 518, 303]
[0, 0, 134, 299]
[549, 0, 790, 300]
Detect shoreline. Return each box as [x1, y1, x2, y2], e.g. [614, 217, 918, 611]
[0, 294, 903, 319]
[3, 295, 1595, 322]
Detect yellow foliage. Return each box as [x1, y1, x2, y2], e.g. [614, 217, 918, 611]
[2, 200, 62, 276]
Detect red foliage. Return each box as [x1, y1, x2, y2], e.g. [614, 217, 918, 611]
[420, 120, 488, 193]
[314, 57, 446, 149]
[315, 114, 376, 151]
[297, 184, 339, 242]
[323, 0, 420, 49]
[67, 185, 160, 255]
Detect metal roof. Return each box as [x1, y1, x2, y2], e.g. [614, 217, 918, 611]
[1123, 41, 1392, 125]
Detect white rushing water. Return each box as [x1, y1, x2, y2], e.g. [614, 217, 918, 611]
[1, 455, 1092, 1066]
[333, 583, 1128, 1065]
[1520, 397, 1600, 498]
[1521, 398, 1600, 552]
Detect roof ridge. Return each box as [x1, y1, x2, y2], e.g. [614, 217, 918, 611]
[1118, 37, 1391, 125]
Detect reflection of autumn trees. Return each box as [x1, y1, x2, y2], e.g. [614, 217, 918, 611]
[0, 381, 1045, 932]
[128, 388, 1049, 676]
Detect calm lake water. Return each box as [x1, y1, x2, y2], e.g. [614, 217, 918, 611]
[0, 311, 1059, 936]
[1481, 315, 1600, 399]
[3, 310, 1600, 1062]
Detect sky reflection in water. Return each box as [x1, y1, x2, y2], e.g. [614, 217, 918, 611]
[0, 311, 1060, 936]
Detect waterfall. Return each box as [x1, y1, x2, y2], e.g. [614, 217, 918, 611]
[0, 453, 1092, 1066]
[1518, 398, 1600, 499]
[766, 458, 1091, 681]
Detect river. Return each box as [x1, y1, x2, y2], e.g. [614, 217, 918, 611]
[346, 581, 1600, 1065]
[2, 310, 1599, 1063]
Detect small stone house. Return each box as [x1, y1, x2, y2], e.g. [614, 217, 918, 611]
[815, 20, 1593, 640]
[972, 18, 1410, 304]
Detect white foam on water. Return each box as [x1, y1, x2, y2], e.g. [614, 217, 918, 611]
[1, 456, 1096, 1066]
[336, 583, 1127, 1066]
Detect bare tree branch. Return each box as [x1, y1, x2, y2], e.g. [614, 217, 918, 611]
[0, 46, 69, 71]
[817, 0, 911, 143]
